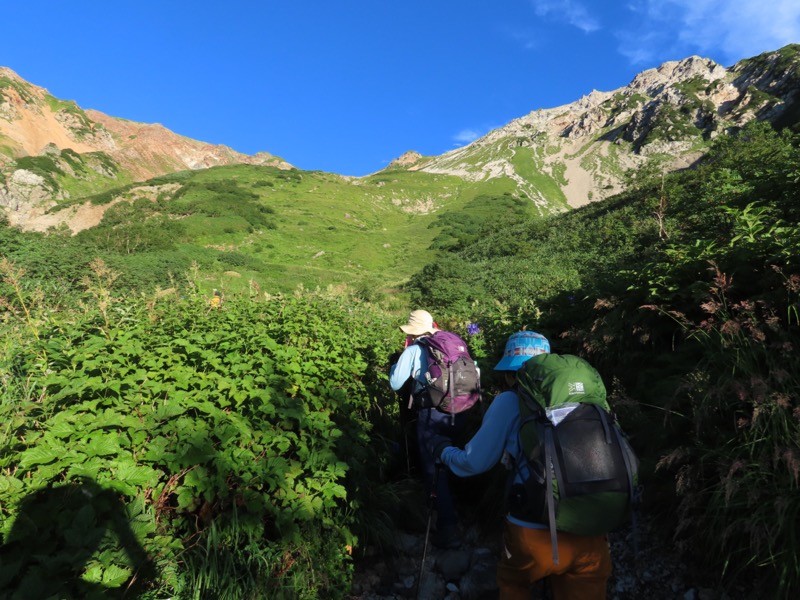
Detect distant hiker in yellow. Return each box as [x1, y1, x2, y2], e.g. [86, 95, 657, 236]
[210, 289, 223, 309]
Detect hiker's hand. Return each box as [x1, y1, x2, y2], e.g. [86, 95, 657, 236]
[429, 435, 452, 463]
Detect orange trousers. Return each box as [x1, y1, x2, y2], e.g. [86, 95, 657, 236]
[497, 521, 612, 600]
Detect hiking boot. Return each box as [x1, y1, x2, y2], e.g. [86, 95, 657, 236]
[432, 526, 461, 549]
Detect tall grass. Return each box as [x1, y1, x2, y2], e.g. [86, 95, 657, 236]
[657, 264, 800, 596]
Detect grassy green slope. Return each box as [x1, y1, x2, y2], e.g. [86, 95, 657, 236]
[24, 163, 547, 301]
[167, 166, 462, 292]
[417, 133, 571, 214]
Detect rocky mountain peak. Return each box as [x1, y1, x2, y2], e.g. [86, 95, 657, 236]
[0, 69, 294, 229]
[388, 150, 423, 169]
[575, 89, 615, 111]
[411, 45, 799, 211]
[628, 56, 727, 96]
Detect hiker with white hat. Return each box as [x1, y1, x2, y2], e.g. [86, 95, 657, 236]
[389, 310, 465, 549]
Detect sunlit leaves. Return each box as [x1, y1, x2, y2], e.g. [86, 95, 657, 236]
[0, 291, 397, 597]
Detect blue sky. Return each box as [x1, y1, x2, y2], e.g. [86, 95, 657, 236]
[2, 1, 798, 176]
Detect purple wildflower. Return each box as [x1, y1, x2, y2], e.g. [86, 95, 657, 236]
[467, 323, 480, 336]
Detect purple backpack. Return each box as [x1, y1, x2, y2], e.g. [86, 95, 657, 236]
[416, 331, 481, 416]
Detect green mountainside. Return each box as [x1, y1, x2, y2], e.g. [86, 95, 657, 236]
[0, 164, 537, 297]
[0, 46, 799, 600]
[1, 46, 799, 299]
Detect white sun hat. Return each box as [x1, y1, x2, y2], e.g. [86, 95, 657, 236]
[399, 309, 439, 336]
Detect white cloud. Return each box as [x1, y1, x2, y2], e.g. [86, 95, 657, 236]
[619, 0, 800, 65]
[504, 27, 542, 50]
[453, 129, 482, 144]
[530, 0, 600, 33]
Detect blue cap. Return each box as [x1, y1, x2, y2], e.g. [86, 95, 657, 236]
[493, 331, 550, 371]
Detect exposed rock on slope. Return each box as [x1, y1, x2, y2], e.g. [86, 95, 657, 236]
[396, 45, 800, 211]
[83, 109, 289, 180]
[2, 45, 799, 230]
[387, 150, 424, 169]
[0, 66, 291, 227]
[0, 67, 290, 176]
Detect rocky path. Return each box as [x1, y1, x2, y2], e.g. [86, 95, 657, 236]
[348, 515, 756, 600]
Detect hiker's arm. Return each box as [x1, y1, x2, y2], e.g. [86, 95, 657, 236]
[439, 391, 517, 476]
[389, 345, 421, 391]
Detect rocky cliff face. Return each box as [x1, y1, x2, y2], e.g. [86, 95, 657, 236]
[0, 67, 291, 227]
[82, 109, 290, 179]
[2, 45, 799, 230]
[400, 45, 800, 211]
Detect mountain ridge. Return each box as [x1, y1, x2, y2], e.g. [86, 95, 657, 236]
[0, 66, 292, 229]
[0, 66, 291, 176]
[389, 46, 800, 209]
[1, 45, 799, 232]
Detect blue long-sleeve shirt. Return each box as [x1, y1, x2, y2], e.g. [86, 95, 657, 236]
[439, 389, 545, 528]
[389, 342, 429, 395]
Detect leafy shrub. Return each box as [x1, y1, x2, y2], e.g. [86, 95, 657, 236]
[76, 218, 186, 254]
[167, 180, 276, 229]
[427, 194, 532, 252]
[403, 120, 800, 597]
[538, 122, 800, 597]
[0, 289, 401, 598]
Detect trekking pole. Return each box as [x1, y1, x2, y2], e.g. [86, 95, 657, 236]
[415, 463, 441, 600]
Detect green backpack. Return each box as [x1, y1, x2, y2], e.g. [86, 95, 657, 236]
[512, 353, 639, 563]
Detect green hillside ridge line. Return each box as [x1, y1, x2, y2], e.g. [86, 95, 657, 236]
[50, 164, 465, 293]
[1, 44, 799, 298]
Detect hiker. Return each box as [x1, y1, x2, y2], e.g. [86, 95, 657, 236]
[389, 309, 468, 549]
[430, 331, 614, 600]
[210, 289, 223, 308]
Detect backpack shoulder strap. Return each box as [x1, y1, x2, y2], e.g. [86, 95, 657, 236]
[542, 424, 560, 565]
[412, 335, 434, 359]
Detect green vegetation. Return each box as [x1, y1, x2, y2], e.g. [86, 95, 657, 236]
[7, 148, 127, 202]
[0, 266, 409, 598]
[13, 155, 64, 189]
[428, 193, 535, 252]
[674, 75, 712, 97]
[604, 91, 650, 122]
[1, 107, 799, 597]
[43, 95, 96, 138]
[7, 163, 503, 300]
[737, 44, 800, 79]
[638, 102, 710, 146]
[406, 120, 800, 597]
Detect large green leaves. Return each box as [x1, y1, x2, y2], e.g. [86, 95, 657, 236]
[0, 291, 396, 598]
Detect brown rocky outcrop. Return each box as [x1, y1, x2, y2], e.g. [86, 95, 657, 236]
[0, 66, 293, 228]
[387, 150, 424, 170]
